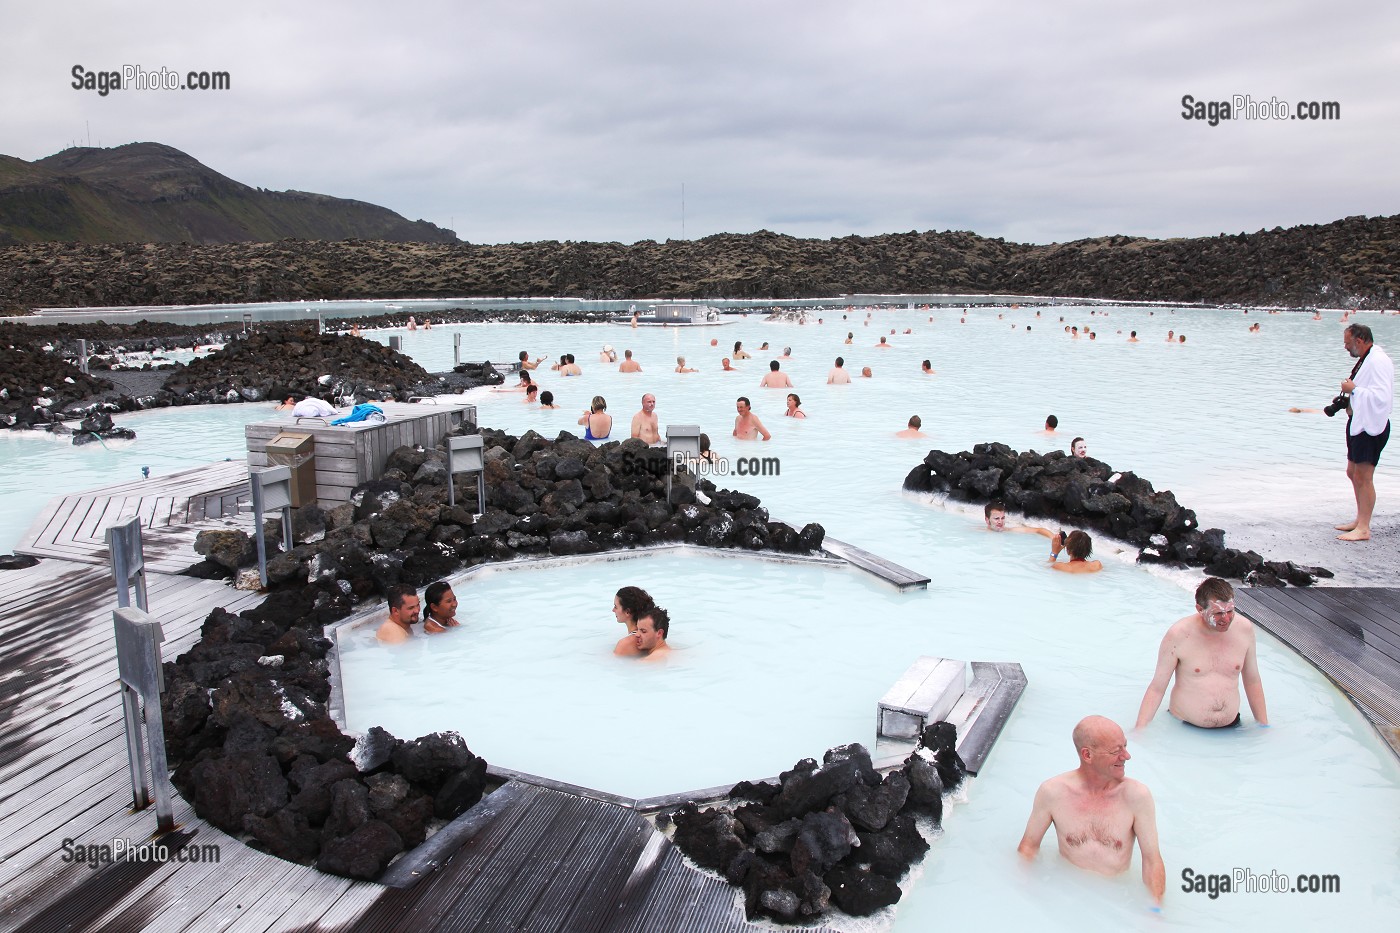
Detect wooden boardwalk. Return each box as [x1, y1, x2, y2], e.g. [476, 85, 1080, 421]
[1236, 587, 1400, 755]
[14, 460, 252, 574]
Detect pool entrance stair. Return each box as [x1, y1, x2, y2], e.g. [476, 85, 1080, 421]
[875, 655, 1027, 775]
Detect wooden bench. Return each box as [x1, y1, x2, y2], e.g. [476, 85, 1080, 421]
[878, 656, 967, 739]
[876, 656, 1028, 776]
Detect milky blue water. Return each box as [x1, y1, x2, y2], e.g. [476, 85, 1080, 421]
[4, 303, 1397, 931]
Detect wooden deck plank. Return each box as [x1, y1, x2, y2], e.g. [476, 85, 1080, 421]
[212, 866, 360, 933]
[115, 839, 295, 933]
[49, 494, 101, 551]
[0, 584, 223, 712]
[0, 581, 250, 742]
[819, 535, 929, 590]
[293, 881, 386, 931]
[63, 826, 266, 933]
[1237, 590, 1400, 728]
[409, 788, 579, 929]
[467, 798, 623, 931]
[78, 495, 128, 545]
[0, 805, 226, 932]
[13, 494, 68, 553]
[1327, 589, 1400, 661]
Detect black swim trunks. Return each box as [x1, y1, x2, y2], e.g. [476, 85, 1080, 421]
[1182, 713, 1242, 729]
[1346, 420, 1391, 466]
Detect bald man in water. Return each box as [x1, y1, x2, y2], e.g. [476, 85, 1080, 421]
[1018, 716, 1165, 906]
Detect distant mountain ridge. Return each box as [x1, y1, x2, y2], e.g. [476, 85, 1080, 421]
[0, 142, 456, 245]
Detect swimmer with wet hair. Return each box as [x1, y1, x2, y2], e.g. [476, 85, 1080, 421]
[1136, 577, 1268, 729]
[635, 606, 672, 661]
[423, 581, 461, 633]
[377, 584, 420, 643]
[1050, 530, 1102, 573]
[759, 360, 794, 388]
[896, 415, 926, 438]
[1043, 415, 1058, 433]
[983, 500, 1058, 543]
[612, 585, 656, 656]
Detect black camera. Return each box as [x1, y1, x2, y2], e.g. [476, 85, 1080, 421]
[1323, 393, 1350, 418]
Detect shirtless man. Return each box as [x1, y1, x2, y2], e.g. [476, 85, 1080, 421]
[827, 357, 852, 384]
[721, 357, 738, 372]
[1018, 716, 1165, 906]
[675, 356, 697, 373]
[619, 349, 642, 373]
[984, 500, 1057, 545]
[1050, 530, 1102, 573]
[519, 350, 545, 370]
[630, 393, 660, 444]
[895, 415, 926, 438]
[1042, 415, 1058, 435]
[376, 585, 420, 643]
[759, 361, 793, 388]
[1070, 436, 1088, 459]
[1135, 577, 1268, 729]
[733, 397, 772, 441]
[921, 360, 935, 375]
[562, 354, 583, 376]
[634, 607, 672, 661]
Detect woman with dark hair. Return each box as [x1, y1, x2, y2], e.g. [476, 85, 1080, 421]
[612, 585, 655, 656]
[423, 581, 461, 633]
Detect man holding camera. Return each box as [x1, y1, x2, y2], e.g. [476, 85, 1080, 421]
[1334, 324, 1393, 541]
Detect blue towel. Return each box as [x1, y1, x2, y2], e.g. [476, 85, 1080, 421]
[331, 403, 385, 426]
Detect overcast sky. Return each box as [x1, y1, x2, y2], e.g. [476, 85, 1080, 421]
[4, 1, 1396, 246]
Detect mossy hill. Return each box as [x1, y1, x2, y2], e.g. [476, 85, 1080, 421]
[0, 143, 455, 247]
